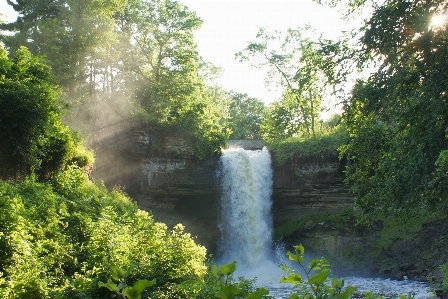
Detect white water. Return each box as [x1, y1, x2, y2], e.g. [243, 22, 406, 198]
[267, 277, 433, 299]
[217, 148, 274, 266]
[216, 147, 433, 298]
[217, 147, 283, 281]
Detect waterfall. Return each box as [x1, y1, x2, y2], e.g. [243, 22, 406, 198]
[217, 147, 277, 276]
[215, 147, 433, 298]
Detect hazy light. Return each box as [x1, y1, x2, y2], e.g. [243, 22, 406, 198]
[430, 12, 448, 28]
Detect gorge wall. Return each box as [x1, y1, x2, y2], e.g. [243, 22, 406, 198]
[89, 121, 448, 282]
[89, 121, 354, 253]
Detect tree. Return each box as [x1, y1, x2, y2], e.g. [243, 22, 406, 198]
[1, 0, 230, 158]
[0, 0, 125, 94]
[335, 0, 448, 215]
[124, 0, 230, 157]
[0, 45, 92, 180]
[260, 91, 302, 142]
[237, 26, 335, 138]
[123, 0, 202, 122]
[227, 92, 264, 139]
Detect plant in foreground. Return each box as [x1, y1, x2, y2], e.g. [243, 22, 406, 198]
[211, 260, 269, 299]
[280, 244, 357, 299]
[99, 265, 155, 299]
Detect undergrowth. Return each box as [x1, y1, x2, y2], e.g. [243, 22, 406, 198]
[368, 210, 446, 257]
[268, 126, 349, 164]
[0, 166, 207, 298]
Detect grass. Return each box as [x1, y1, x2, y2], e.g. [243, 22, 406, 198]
[268, 126, 349, 164]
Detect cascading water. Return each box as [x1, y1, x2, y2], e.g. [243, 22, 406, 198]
[216, 147, 278, 278]
[216, 147, 433, 298]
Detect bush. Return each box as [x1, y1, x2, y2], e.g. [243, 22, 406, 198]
[0, 45, 94, 181]
[0, 167, 207, 298]
[269, 125, 349, 164]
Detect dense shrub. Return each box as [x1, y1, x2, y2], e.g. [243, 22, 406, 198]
[269, 124, 349, 164]
[0, 167, 207, 298]
[0, 46, 94, 181]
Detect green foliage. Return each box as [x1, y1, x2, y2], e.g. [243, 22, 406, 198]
[118, 0, 229, 159]
[261, 94, 305, 142]
[227, 92, 265, 139]
[373, 214, 424, 250]
[440, 263, 448, 291]
[99, 265, 156, 299]
[363, 211, 446, 263]
[210, 261, 269, 299]
[336, 0, 448, 215]
[238, 27, 324, 138]
[1, 0, 229, 160]
[0, 168, 207, 298]
[145, 260, 269, 299]
[129, 0, 202, 119]
[0, 0, 125, 91]
[0, 45, 93, 180]
[274, 209, 356, 240]
[238, 26, 347, 139]
[269, 120, 349, 164]
[281, 244, 357, 299]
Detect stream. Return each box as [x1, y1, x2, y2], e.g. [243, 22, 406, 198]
[266, 277, 432, 299]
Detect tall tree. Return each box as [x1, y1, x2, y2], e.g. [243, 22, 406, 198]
[1, 0, 230, 158]
[335, 0, 448, 215]
[125, 0, 203, 123]
[0, 0, 125, 94]
[237, 26, 339, 138]
[0, 46, 91, 180]
[227, 92, 264, 139]
[260, 90, 304, 142]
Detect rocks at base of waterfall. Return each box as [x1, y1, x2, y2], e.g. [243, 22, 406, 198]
[281, 217, 448, 284]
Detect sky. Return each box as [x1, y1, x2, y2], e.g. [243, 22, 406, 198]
[180, 0, 361, 107]
[1, 0, 362, 110]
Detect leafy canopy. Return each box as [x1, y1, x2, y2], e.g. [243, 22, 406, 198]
[0, 45, 92, 180]
[336, 0, 448, 215]
[1, 0, 230, 159]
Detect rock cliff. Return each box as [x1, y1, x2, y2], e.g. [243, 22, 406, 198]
[89, 121, 354, 252]
[271, 152, 354, 227]
[89, 122, 448, 283]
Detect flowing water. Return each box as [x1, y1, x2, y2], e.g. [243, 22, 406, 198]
[216, 147, 433, 298]
[217, 148, 276, 271]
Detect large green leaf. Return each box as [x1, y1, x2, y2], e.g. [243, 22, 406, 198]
[287, 250, 305, 263]
[110, 265, 127, 281]
[122, 286, 140, 299]
[294, 244, 305, 255]
[280, 272, 302, 284]
[98, 281, 117, 292]
[245, 287, 269, 299]
[121, 278, 156, 299]
[307, 268, 330, 286]
[280, 263, 292, 271]
[211, 264, 220, 278]
[133, 279, 156, 292]
[215, 285, 239, 299]
[331, 277, 344, 290]
[309, 259, 322, 270]
[219, 260, 237, 276]
[339, 286, 357, 299]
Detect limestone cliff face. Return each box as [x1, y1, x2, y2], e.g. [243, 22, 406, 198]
[89, 122, 354, 251]
[90, 121, 220, 251]
[272, 152, 354, 226]
[89, 124, 448, 282]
